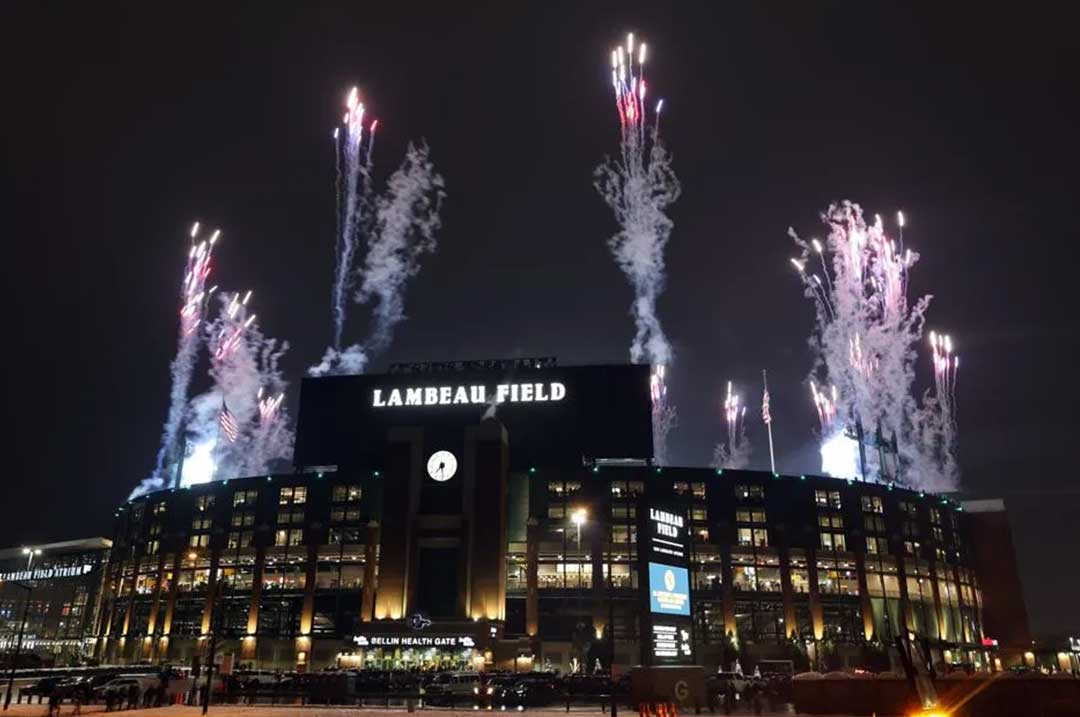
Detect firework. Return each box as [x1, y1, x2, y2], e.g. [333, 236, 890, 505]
[650, 365, 677, 466]
[330, 87, 379, 353]
[714, 381, 750, 469]
[135, 223, 221, 497]
[790, 204, 958, 490]
[596, 33, 680, 368]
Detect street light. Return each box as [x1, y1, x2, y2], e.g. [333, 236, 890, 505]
[4, 548, 42, 711]
[571, 508, 587, 547]
[20, 548, 42, 573]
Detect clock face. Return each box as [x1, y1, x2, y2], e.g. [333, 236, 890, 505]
[426, 450, 458, 482]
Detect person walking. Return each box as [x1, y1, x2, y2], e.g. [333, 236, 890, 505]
[47, 689, 60, 717]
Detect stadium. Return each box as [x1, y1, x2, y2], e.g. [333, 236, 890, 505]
[94, 360, 1022, 674]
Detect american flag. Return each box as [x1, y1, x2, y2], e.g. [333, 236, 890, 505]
[218, 400, 240, 443]
[762, 386, 772, 425]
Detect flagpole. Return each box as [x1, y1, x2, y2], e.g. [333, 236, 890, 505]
[763, 369, 776, 474]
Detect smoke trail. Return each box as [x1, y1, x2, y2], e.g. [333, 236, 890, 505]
[133, 223, 220, 498]
[595, 34, 680, 368]
[713, 381, 751, 469]
[354, 141, 444, 356]
[790, 202, 958, 490]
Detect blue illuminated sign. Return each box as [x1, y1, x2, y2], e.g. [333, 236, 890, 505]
[648, 562, 690, 616]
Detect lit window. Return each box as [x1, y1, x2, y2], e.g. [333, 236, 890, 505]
[820, 532, 846, 551]
[233, 490, 258, 507]
[279, 486, 306, 505]
[815, 490, 841, 509]
[691, 482, 706, 499]
[818, 512, 844, 529]
[196, 495, 215, 512]
[861, 495, 884, 514]
[736, 484, 764, 500]
[153, 502, 167, 516]
[673, 482, 689, 495]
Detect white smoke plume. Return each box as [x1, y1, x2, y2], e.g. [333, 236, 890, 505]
[790, 201, 958, 490]
[354, 141, 444, 356]
[593, 107, 679, 367]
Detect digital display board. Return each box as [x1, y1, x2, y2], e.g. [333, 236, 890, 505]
[638, 500, 695, 665]
[648, 562, 690, 616]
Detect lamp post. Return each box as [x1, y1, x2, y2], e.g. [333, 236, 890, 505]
[570, 508, 587, 675]
[3, 548, 42, 711]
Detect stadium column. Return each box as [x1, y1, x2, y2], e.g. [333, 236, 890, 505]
[144, 551, 167, 660]
[854, 552, 875, 641]
[242, 544, 266, 660]
[894, 547, 914, 634]
[590, 504, 606, 638]
[807, 546, 825, 640]
[298, 540, 318, 667]
[778, 546, 797, 639]
[929, 558, 947, 643]
[159, 551, 183, 659]
[464, 421, 509, 622]
[375, 428, 423, 621]
[360, 521, 380, 622]
[199, 546, 222, 636]
[120, 551, 142, 642]
[951, 562, 969, 643]
[720, 542, 736, 638]
[94, 562, 120, 660]
[525, 517, 540, 639]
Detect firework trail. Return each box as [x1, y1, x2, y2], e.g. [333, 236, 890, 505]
[596, 34, 680, 465]
[311, 94, 443, 377]
[790, 203, 958, 490]
[184, 292, 294, 485]
[650, 365, 677, 466]
[713, 381, 751, 469]
[354, 141, 445, 356]
[133, 223, 220, 497]
[595, 33, 680, 368]
[330, 87, 378, 353]
[810, 380, 839, 433]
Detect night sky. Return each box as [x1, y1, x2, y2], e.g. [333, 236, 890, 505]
[2, 2, 1077, 636]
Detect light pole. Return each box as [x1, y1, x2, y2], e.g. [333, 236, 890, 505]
[3, 548, 42, 711]
[570, 508, 587, 675]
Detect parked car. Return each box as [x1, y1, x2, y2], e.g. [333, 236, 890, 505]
[423, 671, 482, 705]
[493, 673, 561, 708]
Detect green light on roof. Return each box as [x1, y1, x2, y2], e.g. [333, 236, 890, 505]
[266, 476, 273, 482]
[317, 472, 324, 479]
[799, 475, 806, 480]
[592, 466, 599, 473]
[528, 467, 536, 474]
[716, 469, 723, 475]
[373, 470, 381, 477]
[655, 468, 662, 474]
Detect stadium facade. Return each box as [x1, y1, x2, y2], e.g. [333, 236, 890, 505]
[91, 361, 1028, 672]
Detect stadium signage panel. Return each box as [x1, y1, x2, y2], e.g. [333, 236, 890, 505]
[350, 634, 476, 648]
[372, 382, 566, 408]
[0, 564, 95, 582]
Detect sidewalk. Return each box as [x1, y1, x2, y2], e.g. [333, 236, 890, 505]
[0, 705, 802, 717]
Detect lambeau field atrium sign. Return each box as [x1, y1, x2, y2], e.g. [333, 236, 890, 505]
[372, 382, 566, 408]
[638, 504, 694, 665]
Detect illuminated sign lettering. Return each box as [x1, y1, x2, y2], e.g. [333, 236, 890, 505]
[651, 623, 692, 660]
[350, 635, 476, 648]
[372, 382, 566, 408]
[0, 564, 95, 582]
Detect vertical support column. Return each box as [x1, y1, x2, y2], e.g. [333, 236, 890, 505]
[720, 543, 736, 637]
[895, 554, 913, 634]
[300, 542, 318, 635]
[929, 559, 947, 641]
[807, 546, 825, 640]
[375, 429, 422, 621]
[590, 512, 606, 637]
[855, 553, 875, 641]
[779, 546, 797, 639]
[246, 545, 266, 636]
[465, 421, 509, 622]
[951, 563, 969, 643]
[360, 522, 380, 623]
[160, 552, 183, 637]
[120, 553, 142, 638]
[199, 547, 222, 636]
[525, 519, 540, 638]
[144, 552, 167, 660]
